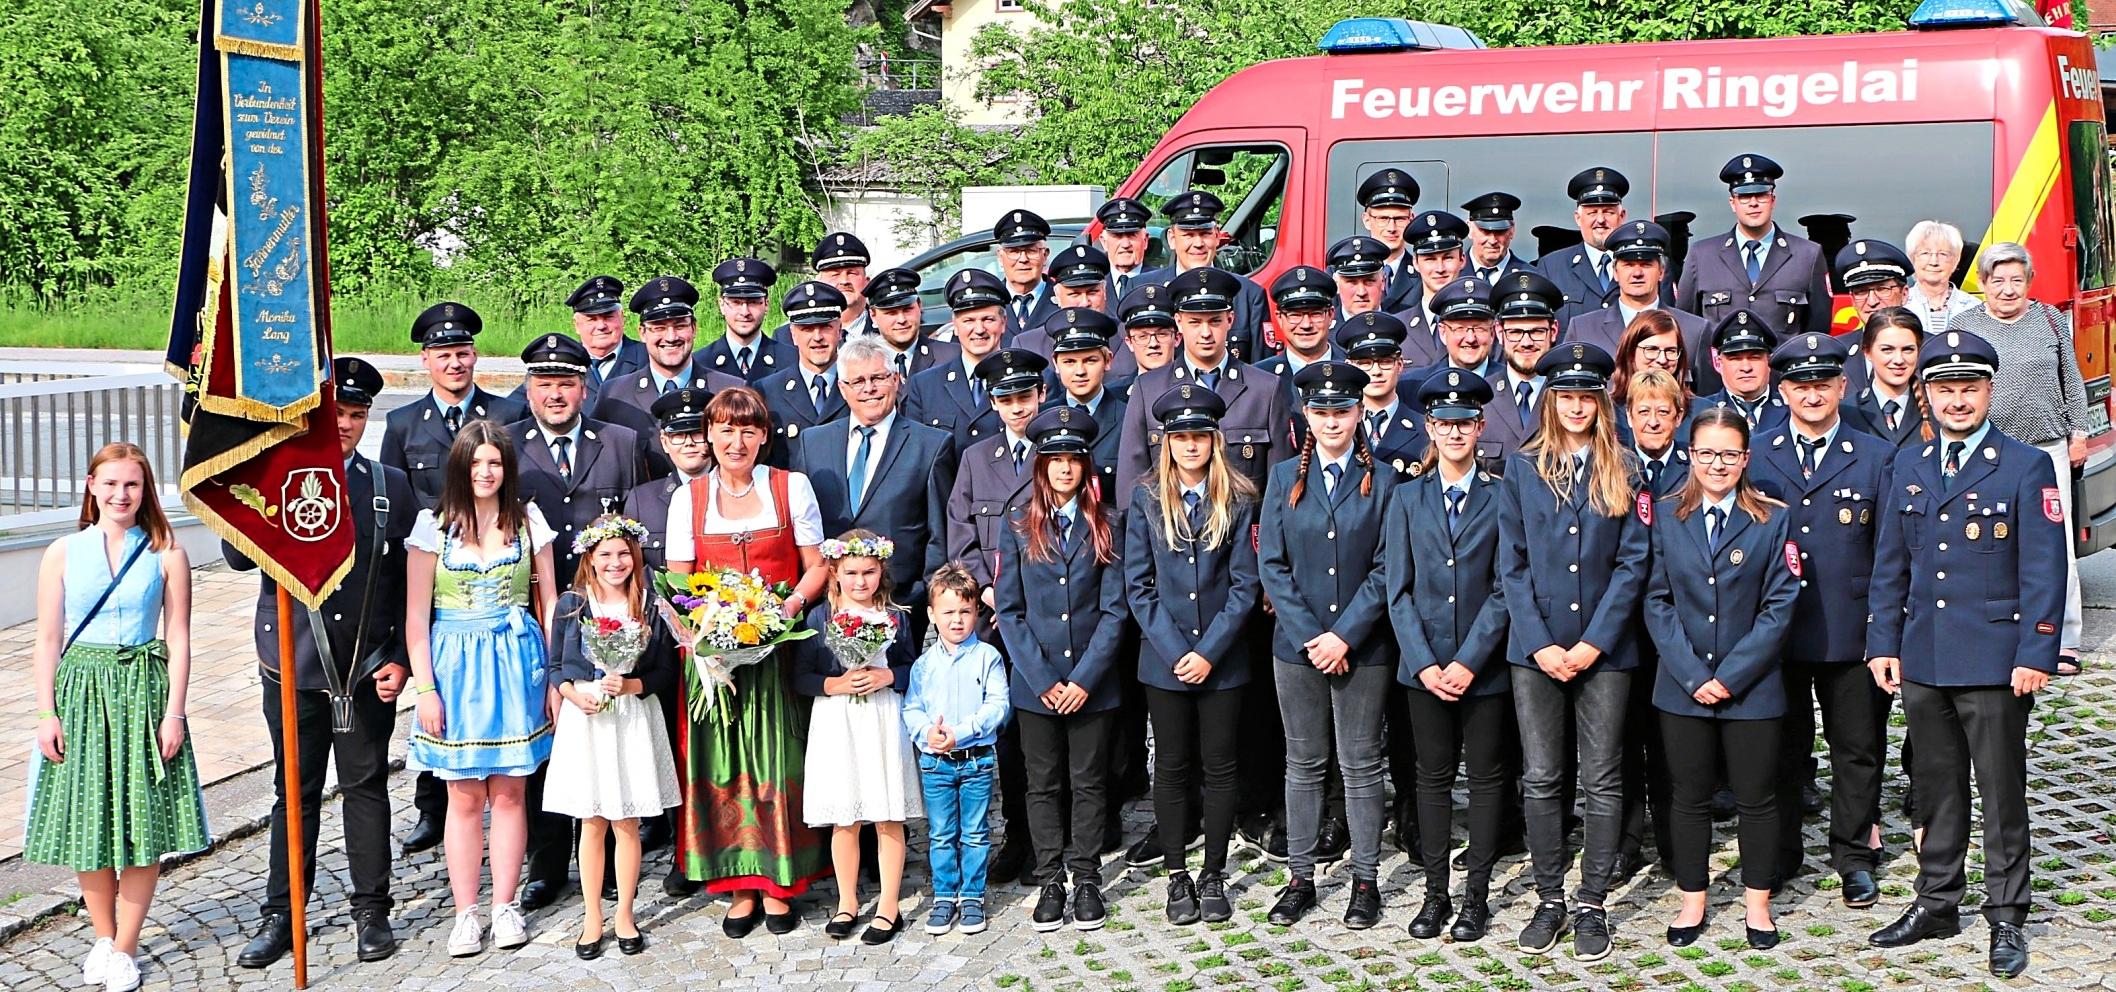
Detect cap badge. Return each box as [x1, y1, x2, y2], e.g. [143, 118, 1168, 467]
[1572, 344, 1584, 359]
[1594, 168, 1606, 181]
[544, 335, 557, 348]
[735, 259, 746, 272]
[1947, 332, 1960, 347]
[443, 304, 456, 318]
[1742, 156, 1753, 168]
[1807, 334, 1819, 348]
[1058, 408, 1071, 423]
[1855, 242, 1867, 255]
[657, 277, 669, 291]
[834, 234, 844, 245]
[1066, 310, 1077, 324]
[1447, 371, 1461, 387]
[1179, 384, 1194, 399]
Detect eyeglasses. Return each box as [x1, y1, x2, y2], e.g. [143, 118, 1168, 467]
[1427, 420, 1482, 435]
[998, 245, 1046, 260]
[1349, 356, 1399, 371]
[1849, 284, 1903, 300]
[666, 432, 707, 448]
[1501, 328, 1552, 342]
[1128, 328, 1175, 343]
[1690, 448, 1748, 465]
[843, 374, 895, 391]
[1635, 345, 1682, 361]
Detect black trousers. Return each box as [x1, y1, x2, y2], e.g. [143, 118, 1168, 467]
[1901, 681, 2034, 925]
[1019, 708, 1118, 885]
[1619, 657, 1674, 867]
[1108, 625, 1152, 813]
[523, 766, 577, 887]
[259, 677, 396, 918]
[1661, 713, 1780, 893]
[414, 770, 446, 821]
[1235, 614, 1286, 817]
[1146, 685, 1243, 876]
[1401, 688, 1511, 898]
[1778, 660, 1886, 875]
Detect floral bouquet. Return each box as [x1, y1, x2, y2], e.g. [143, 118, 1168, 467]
[656, 568, 814, 724]
[824, 608, 898, 705]
[579, 615, 644, 707]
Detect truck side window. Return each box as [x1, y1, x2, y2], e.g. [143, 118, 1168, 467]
[1139, 144, 1289, 277]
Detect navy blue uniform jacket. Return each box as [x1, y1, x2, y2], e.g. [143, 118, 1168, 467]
[1642, 495, 1800, 719]
[1123, 487, 1260, 693]
[1745, 424, 1893, 663]
[1384, 466, 1510, 697]
[1495, 450, 1651, 671]
[1257, 456, 1397, 669]
[994, 508, 1129, 715]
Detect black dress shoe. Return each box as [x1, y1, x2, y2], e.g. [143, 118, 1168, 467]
[765, 911, 801, 935]
[1268, 879, 1316, 926]
[1408, 895, 1452, 939]
[1666, 922, 1704, 947]
[1343, 879, 1383, 930]
[575, 936, 604, 960]
[1198, 874, 1233, 923]
[1315, 818, 1351, 865]
[1801, 781, 1826, 816]
[1073, 882, 1107, 930]
[1032, 883, 1068, 932]
[1869, 905, 1961, 948]
[664, 872, 700, 898]
[859, 916, 899, 946]
[618, 930, 647, 956]
[825, 912, 860, 940]
[237, 913, 293, 969]
[722, 910, 763, 939]
[1166, 871, 1201, 925]
[402, 815, 443, 854]
[1747, 925, 1780, 950]
[352, 909, 397, 962]
[1989, 921, 2029, 978]
[1842, 870, 1881, 909]
[1608, 852, 1643, 888]
[1450, 899, 1491, 943]
[519, 879, 563, 912]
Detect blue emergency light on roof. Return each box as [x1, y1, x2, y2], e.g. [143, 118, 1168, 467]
[1317, 18, 1486, 55]
[1906, 0, 2038, 29]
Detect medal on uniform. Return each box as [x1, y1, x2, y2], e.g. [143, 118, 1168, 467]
[1839, 507, 1852, 525]
[1860, 508, 1871, 525]
[1995, 522, 2008, 540]
[1243, 443, 1255, 460]
[1965, 521, 1980, 540]
[1729, 549, 1744, 565]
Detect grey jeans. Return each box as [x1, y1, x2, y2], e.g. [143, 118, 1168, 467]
[1277, 660, 1391, 883]
[1513, 665, 1630, 907]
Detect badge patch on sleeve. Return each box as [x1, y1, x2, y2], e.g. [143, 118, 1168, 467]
[1252, 523, 1260, 552]
[2037, 622, 2058, 635]
[2043, 487, 2064, 523]
[1636, 492, 1653, 525]
[1784, 541, 1802, 577]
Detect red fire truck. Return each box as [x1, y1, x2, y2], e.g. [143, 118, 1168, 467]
[1108, 2, 2116, 553]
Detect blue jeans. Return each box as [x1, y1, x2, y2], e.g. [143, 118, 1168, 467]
[919, 749, 997, 902]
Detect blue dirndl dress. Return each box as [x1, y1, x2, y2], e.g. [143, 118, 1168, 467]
[406, 506, 554, 779]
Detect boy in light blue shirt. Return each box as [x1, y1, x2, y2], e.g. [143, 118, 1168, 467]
[902, 563, 1011, 935]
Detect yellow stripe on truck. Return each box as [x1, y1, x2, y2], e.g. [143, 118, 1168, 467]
[1967, 102, 2060, 295]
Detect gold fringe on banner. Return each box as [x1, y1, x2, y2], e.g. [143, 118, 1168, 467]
[212, 35, 303, 62]
[183, 489, 353, 610]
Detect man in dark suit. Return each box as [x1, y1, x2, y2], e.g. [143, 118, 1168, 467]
[1355, 169, 1422, 313]
[1098, 197, 1157, 308]
[1538, 167, 1665, 326]
[995, 209, 1060, 340]
[233, 358, 414, 968]
[767, 233, 877, 342]
[628, 388, 714, 573]
[863, 266, 958, 378]
[905, 269, 1010, 451]
[595, 276, 743, 475]
[508, 333, 644, 911]
[1337, 313, 1428, 475]
[1461, 192, 1536, 285]
[1481, 271, 1564, 462]
[1691, 310, 1789, 434]
[375, 302, 528, 855]
[1402, 276, 1504, 398]
[1258, 265, 1343, 448]
[509, 276, 647, 404]
[1015, 246, 1141, 381]
[1116, 267, 1294, 498]
[1137, 191, 1272, 363]
[1328, 236, 1393, 323]
[1564, 221, 1718, 393]
[1675, 154, 1834, 342]
[756, 280, 851, 462]
[696, 257, 794, 383]
[1041, 308, 1131, 503]
[1387, 211, 1473, 369]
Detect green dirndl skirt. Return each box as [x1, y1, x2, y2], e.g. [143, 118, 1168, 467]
[24, 640, 209, 871]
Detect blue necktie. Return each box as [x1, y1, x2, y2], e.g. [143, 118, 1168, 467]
[847, 425, 875, 511]
[660, 378, 677, 396]
[1942, 440, 1965, 491]
[1517, 381, 1535, 428]
[812, 374, 830, 410]
[1446, 486, 1465, 536]
[553, 436, 573, 480]
[970, 376, 987, 408]
[1183, 490, 1202, 526]
[1199, 368, 1220, 392]
[1366, 411, 1386, 445]
[1323, 463, 1343, 496]
[1744, 240, 1763, 284]
[1595, 253, 1612, 292]
[1706, 507, 1726, 552]
[1012, 440, 1028, 475]
[737, 346, 753, 375]
[1882, 399, 1901, 433]
[1056, 511, 1073, 553]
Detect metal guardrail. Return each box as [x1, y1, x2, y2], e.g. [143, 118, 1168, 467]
[858, 56, 940, 91]
[0, 370, 186, 530]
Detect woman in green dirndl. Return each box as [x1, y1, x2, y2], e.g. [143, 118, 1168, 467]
[664, 387, 831, 937]
[28, 443, 209, 992]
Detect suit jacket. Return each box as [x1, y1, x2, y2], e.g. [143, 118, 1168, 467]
[622, 472, 690, 573]
[1385, 465, 1511, 697]
[1465, 253, 1536, 286]
[1747, 424, 1894, 663]
[1635, 444, 1692, 499]
[1866, 431, 2067, 685]
[1001, 282, 1063, 343]
[227, 455, 415, 690]
[509, 417, 642, 579]
[756, 365, 850, 467]
[1123, 487, 1259, 692]
[1642, 495, 1799, 719]
[1115, 360, 1294, 500]
[1137, 265, 1272, 363]
[1839, 386, 1928, 449]
[902, 358, 1002, 454]
[380, 388, 527, 510]
[791, 414, 954, 608]
[1257, 456, 1398, 668]
[696, 332, 796, 384]
[1538, 246, 1614, 327]
[509, 338, 648, 405]
[1387, 307, 1450, 370]
[1040, 394, 1127, 504]
[944, 433, 1038, 599]
[994, 508, 1129, 715]
[1364, 403, 1430, 475]
[544, 590, 680, 694]
[1563, 304, 1720, 395]
[1481, 372, 1543, 462]
[1675, 226, 1833, 339]
[1495, 450, 1651, 671]
[882, 335, 961, 379]
[790, 602, 916, 698]
[1688, 390, 1790, 438]
[1380, 256, 1421, 313]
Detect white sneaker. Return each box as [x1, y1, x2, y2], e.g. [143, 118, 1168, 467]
[79, 938, 113, 986]
[101, 952, 139, 992]
[490, 902, 529, 949]
[446, 909, 484, 957]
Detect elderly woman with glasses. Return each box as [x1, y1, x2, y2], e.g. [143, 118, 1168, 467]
[1904, 221, 1981, 337]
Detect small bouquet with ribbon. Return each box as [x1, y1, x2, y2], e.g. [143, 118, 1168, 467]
[656, 568, 814, 724]
[824, 608, 899, 704]
[579, 615, 644, 707]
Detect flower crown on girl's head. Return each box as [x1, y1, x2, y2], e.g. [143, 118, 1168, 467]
[571, 516, 649, 556]
[821, 535, 895, 561]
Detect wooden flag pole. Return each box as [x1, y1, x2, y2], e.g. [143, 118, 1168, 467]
[277, 586, 308, 989]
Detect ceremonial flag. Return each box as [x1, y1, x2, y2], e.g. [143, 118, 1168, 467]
[167, 0, 351, 607]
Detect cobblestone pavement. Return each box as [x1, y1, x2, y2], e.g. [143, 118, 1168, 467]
[4, 658, 2115, 992]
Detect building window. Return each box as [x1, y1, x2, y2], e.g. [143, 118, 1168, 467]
[997, 0, 1022, 10]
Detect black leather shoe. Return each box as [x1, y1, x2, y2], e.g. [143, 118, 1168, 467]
[518, 879, 563, 912]
[1451, 899, 1491, 943]
[352, 909, 397, 962]
[859, 916, 898, 946]
[1198, 874, 1233, 923]
[1989, 921, 2029, 978]
[1315, 818, 1351, 866]
[722, 910, 762, 939]
[1408, 895, 1451, 939]
[1747, 925, 1781, 950]
[1032, 883, 1068, 932]
[1842, 870, 1881, 909]
[1343, 879, 1382, 930]
[1801, 781, 1826, 816]
[402, 815, 443, 854]
[575, 936, 603, 960]
[1608, 851, 1643, 889]
[1236, 811, 1275, 851]
[1264, 821, 1289, 863]
[1666, 914, 1705, 947]
[1869, 905, 1961, 948]
[1073, 882, 1107, 930]
[617, 930, 647, 956]
[238, 913, 292, 968]
[988, 841, 1031, 887]
[1125, 834, 1166, 869]
[765, 911, 800, 935]
[825, 912, 859, 940]
[1268, 879, 1316, 926]
[664, 872, 700, 898]
[1166, 871, 1201, 925]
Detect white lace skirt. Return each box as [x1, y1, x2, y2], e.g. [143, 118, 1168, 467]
[802, 690, 924, 826]
[542, 690, 682, 821]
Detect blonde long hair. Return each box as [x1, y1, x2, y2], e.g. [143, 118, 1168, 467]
[1521, 387, 1634, 517]
[1149, 431, 1256, 551]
